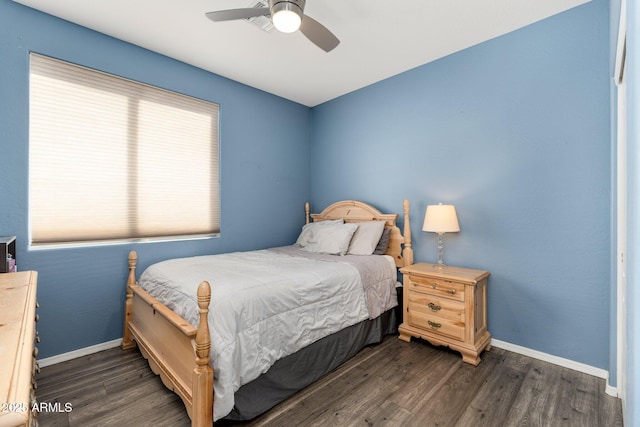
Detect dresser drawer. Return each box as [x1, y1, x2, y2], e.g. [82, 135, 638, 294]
[407, 309, 465, 341]
[407, 275, 465, 302]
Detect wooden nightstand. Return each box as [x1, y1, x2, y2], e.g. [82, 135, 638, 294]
[398, 262, 491, 365]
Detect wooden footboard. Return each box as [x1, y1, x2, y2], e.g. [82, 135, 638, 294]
[122, 251, 213, 427]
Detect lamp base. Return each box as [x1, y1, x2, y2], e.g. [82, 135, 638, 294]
[435, 233, 446, 268]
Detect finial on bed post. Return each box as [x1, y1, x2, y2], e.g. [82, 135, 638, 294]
[127, 251, 137, 286]
[193, 281, 213, 427]
[402, 199, 414, 266]
[122, 251, 138, 350]
[305, 202, 310, 224]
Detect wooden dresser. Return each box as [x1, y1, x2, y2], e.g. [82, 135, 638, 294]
[0, 271, 39, 427]
[398, 263, 490, 365]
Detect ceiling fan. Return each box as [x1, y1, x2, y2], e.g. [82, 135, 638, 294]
[205, 0, 340, 52]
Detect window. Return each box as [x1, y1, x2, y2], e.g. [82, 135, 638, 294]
[29, 53, 220, 246]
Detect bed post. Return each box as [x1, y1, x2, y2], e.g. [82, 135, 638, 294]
[122, 251, 137, 350]
[305, 202, 310, 224]
[192, 281, 214, 427]
[402, 199, 414, 266]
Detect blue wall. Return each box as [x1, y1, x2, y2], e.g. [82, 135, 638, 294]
[311, 0, 611, 369]
[0, 0, 312, 358]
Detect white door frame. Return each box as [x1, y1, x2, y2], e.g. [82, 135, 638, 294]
[614, 0, 627, 407]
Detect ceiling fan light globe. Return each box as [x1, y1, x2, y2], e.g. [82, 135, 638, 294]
[271, 2, 303, 33]
[273, 10, 301, 32]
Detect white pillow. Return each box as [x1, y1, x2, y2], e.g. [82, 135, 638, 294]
[295, 219, 344, 247]
[347, 221, 387, 255]
[299, 223, 359, 256]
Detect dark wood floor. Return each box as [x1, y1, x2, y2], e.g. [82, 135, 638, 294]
[36, 336, 623, 427]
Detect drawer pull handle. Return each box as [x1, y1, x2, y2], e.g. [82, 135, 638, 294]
[426, 283, 456, 295]
[428, 320, 442, 330]
[428, 302, 441, 312]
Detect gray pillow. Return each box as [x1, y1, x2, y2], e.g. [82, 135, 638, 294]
[373, 228, 391, 255]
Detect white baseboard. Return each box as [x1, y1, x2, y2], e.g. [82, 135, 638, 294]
[37, 338, 122, 368]
[491, 338, 619, 397]
[605, 382, 619, 397]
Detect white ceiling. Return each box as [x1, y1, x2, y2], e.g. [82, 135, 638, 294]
[14, 0, 589, 107]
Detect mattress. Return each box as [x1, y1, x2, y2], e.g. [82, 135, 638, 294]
[138, 245, 398, 420]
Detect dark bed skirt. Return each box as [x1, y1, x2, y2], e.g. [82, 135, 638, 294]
[224, 309, 398, 421]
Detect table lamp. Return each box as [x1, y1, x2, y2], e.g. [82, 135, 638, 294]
[423, 203, 460, 269]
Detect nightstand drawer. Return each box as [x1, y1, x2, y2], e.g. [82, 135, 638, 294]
[407, 275, 465, 302]
[407, 310, 465, 341]
[407, 291, 465, 322]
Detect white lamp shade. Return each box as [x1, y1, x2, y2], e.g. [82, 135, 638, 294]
[423, 204, 460, 233]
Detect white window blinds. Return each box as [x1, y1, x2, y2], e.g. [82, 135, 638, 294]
[29, 53, 220, 246]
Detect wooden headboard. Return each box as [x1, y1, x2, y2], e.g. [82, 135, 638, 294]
[304, 199, 414, 268]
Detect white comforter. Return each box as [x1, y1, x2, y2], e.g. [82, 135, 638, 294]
[138, 246, 398, 420]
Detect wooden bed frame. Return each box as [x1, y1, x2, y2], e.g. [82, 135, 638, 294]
[121, 199, 414, 426]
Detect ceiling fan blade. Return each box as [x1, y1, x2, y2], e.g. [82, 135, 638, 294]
[300, 15, 339, 52]
[206, 8, 270, 22]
